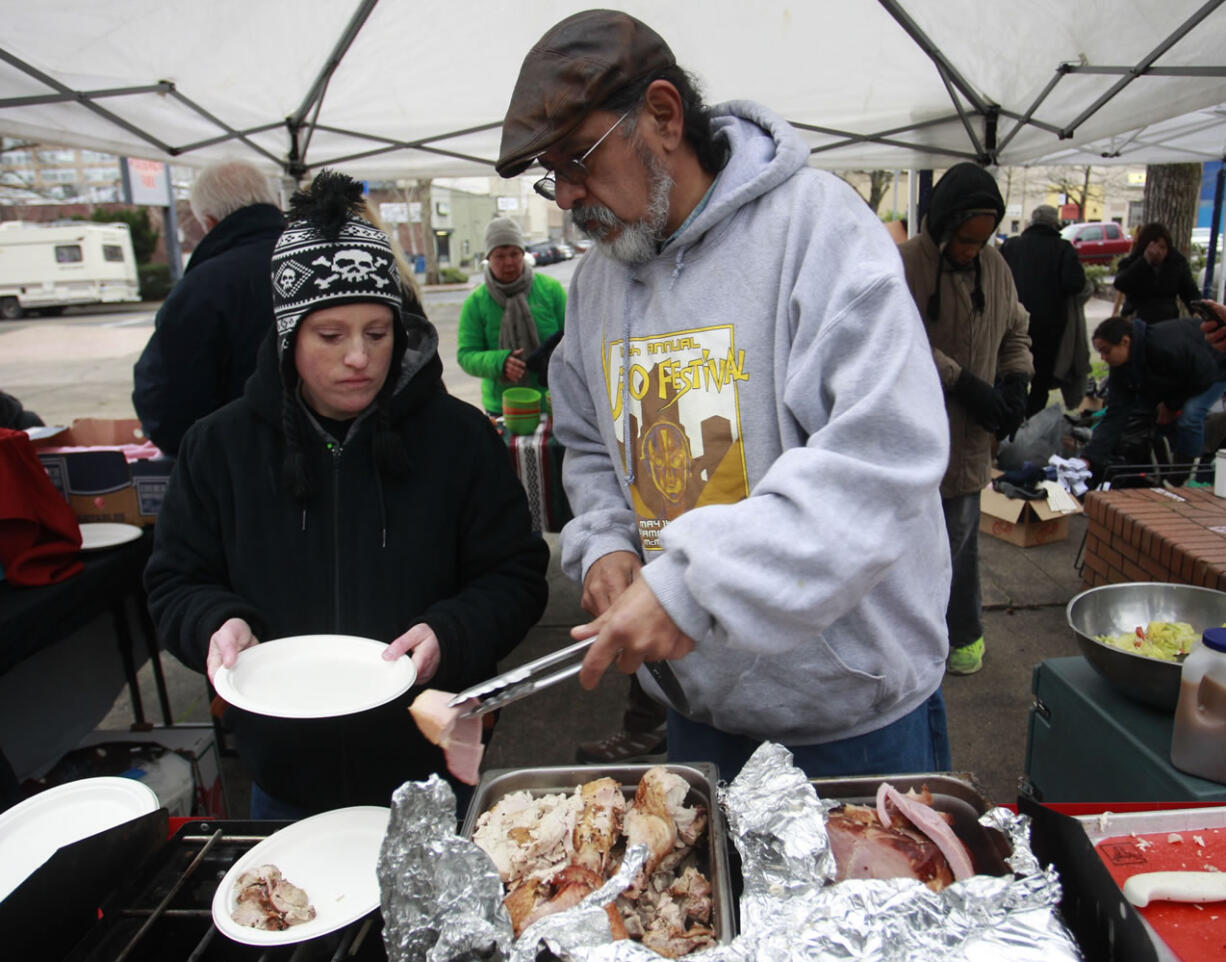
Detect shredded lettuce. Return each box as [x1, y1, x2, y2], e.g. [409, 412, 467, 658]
[1095, 621, 1203, 661]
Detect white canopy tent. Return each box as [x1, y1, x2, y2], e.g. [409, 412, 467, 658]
[2, 0, 1225, 179]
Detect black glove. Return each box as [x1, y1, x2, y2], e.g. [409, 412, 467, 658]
[951, 368, 1003, 433]
[523, 331, 563, 387]
[994, 372, 1030, 441]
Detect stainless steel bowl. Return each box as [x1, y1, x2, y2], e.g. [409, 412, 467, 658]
[1066, 581, 1226, 711]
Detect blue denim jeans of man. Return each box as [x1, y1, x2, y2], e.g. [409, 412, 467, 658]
[942, 491, 983, 651]
[665, 689, 951, 780]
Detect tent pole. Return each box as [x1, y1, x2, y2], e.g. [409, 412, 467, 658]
[1204, 159, 1225, 298]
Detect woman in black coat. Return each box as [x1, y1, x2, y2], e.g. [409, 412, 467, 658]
[1080, 315, 1226, 482]
[1112, 222, 1201, 323]
[145, 172, 549, 817]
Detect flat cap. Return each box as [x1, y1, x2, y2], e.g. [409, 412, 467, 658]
[496, 9, 675, 178]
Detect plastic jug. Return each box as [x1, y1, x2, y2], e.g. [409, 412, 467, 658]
[1215, 450, 1226, 497]
[1170, 626, 1226, 783]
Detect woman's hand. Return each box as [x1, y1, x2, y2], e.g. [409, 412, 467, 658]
[503, 348, 527, 383]
[1156, 402, 1179, 425]
[384, 622, 441, 684]
[207, 617, 258, 684]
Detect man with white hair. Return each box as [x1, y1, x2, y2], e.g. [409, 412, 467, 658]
[133, 159, 284, 455]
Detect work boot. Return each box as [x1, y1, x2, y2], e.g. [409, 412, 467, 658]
[575, 727, 667, 764]
[947, 636, 984, 675]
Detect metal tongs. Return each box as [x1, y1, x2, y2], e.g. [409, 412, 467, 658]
[448, 639, 692, 718]
[448, 637, 596, 718]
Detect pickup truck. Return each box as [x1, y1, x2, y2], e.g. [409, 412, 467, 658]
[1059, 221, 1132, 266]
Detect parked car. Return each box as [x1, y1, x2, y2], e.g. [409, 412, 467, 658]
[526, 241, 560, 266]
[1059, 221, 1132, 265]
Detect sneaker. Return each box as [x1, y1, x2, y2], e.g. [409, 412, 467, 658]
[947, 637, 984, 675]
[575, 728, 667, 764]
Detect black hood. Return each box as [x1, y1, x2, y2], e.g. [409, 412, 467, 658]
[925, 163, 1004, 243]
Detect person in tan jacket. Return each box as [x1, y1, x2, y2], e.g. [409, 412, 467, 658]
[899, 163, 1033, 675]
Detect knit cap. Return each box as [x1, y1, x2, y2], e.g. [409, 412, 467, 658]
[268, 169, 410, 501]
[484, 217, 526, 254]
[270, 169, 403, 364]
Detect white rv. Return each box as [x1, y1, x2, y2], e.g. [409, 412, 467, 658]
[0, 221, 141, 319]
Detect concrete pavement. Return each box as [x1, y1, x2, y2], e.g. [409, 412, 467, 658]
[7, 272, 1116, 815]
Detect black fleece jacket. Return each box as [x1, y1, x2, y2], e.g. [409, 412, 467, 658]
[144, 319, 549, 811]
[1112, 247, 1201, 323]
[133, 203, 286, 456]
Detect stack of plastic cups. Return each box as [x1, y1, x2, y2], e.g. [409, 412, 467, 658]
[502, 387, 541, 435]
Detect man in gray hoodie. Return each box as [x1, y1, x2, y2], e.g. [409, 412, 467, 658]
[497, 10, 954, 778]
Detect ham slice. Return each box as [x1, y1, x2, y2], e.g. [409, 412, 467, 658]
[875, 783, 975, 882]
[408, 688, 484, 785]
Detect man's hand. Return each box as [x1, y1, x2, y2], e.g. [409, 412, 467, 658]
[503, 348, 527, 383]
[1156, 402, 1179, 426]
[384, 622, 441, 684]
[1198, 300, 1226, 352]
[571, 578, 695, 689]
[580, 550, 642, 617]
[207, 617, 258, 684]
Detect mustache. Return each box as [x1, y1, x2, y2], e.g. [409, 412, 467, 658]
[571, 203, 624, 237]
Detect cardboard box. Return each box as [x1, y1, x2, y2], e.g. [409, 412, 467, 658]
[72, 724, 227, 818]
[980, 478, 1082, 548]
[31, 418, 172, 526]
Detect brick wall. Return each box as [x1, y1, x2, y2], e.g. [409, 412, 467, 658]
[1082, 487, 1226, 591]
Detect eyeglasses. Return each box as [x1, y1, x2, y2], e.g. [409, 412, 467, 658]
[533, 110, 631, 201]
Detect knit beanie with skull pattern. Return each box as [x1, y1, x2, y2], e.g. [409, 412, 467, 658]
[269, 169, 410, 500]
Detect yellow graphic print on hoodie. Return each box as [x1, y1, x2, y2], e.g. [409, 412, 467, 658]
[603, 324, 750, 551]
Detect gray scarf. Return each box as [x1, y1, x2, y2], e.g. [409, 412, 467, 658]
[486, 261, 540, 354]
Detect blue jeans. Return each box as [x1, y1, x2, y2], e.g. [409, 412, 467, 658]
[666, 689, 951, 781]
[1172, 379, 1226, 478]
[942, 492, 983, 650]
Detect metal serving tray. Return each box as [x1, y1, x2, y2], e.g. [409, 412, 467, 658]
[809, 772, 1014, 877]
[461, 762, 735, 946]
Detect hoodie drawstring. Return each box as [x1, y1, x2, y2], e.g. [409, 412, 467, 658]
[622, 282, 636, 484]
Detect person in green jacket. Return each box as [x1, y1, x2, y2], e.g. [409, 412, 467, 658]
[458, 217, 566, 415]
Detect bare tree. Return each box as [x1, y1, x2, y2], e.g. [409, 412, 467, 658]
[1143, 162, 1201, 255]
[1044, 165, 1096, 220]
[405, 178, 440, 286]
[840, 170, 893, 214]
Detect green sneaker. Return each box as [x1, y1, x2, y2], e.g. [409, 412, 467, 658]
[947, 637, 984, 675]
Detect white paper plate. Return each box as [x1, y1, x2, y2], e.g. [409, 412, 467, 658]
[213, 635, 416, 718]
[0, 776, 160, 902]
[78, 522, 143, 552]
[22, 424, 67, 442]
[211, 805, 390, 946]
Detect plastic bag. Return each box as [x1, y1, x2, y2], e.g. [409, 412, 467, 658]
[996, 403, 1065, 472]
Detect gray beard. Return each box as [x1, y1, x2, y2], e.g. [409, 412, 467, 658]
[572, 141, 673, 266]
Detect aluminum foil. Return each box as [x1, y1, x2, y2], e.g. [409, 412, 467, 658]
[377, 747, 1083, 961]
[716, 742, 1083, 961]
[378, 775, 512, 961]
